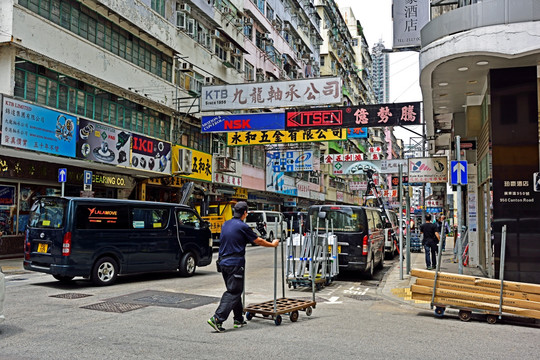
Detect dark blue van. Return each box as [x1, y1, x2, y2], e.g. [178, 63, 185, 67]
[23, 197, 212, 286]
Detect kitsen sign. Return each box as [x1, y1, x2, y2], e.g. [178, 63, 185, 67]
[200, 77, 342, 111]
[285, 102, 421, 129]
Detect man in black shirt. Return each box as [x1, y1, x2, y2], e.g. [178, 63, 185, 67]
[207, 201, 279, 332]
[420, 213, 440, 270]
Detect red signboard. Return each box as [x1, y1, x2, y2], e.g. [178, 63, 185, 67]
[286, 110, 342, 127]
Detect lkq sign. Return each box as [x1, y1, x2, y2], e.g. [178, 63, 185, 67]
[201, 77, 342, 111]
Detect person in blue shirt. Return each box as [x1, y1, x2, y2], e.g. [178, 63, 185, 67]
[207, 201, 279, 332]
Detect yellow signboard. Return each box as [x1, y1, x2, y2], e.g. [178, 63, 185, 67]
[171, 145, 212, 182]
[227, 128, 347, 146]
[234, 187, 248, 199]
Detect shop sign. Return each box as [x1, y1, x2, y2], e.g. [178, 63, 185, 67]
[234, 187, 248, 200]
[296, 180, 310, 198]
[1, 96, 77, 157]
[265, 157, 297, 196]
[227, 128, 346, 146]
[349, 181, 368, 191]
[171, 145, 212, 182]
[201, 77, 342, 111]
[284, 197, 297, 207]
[268, 150, 314, 172]
[347, 127, 368, 138]
[214, 173, 242, 187]
[92, 173, 128, 187]
[0, 185, 15, 208]
[310, 191, 325, 201]
[323, 153, 364, 163]
[76, 118, 131, 166]
[336, 191, 344, 202]
[147, 177, 185, 188]
[201, 112, 285, 132]
[285, 102, 421, 130]
[131, 134, 171, 174]
[393, 0, 429, 49]
[408, 157, 448, 183]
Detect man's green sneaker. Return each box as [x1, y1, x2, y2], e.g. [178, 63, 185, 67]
[234, 319, 247, 328]
[207, 316, 225, 332]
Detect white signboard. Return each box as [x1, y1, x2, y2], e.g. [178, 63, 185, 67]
[408, 157, 448, 183]
[349, 181, 368, 191]
[323, 153, 365, 163]
[213, 173, 242, 187]
[310, 191, 326, 201]
[201, 77, 342, 111]
[296, 180, 310, 198]
[393, 0, 430, 49]
[380, 159, 408, 174]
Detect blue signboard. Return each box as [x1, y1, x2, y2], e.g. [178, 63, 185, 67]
[1, 97, 77, 157]
[201, 113, 285, 133]
[347, 127, 368, 138]
[58, 168, 67, 183]
[451, 160, 468, 185]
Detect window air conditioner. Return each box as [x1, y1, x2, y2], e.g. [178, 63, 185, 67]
[176, 148, 193, 174]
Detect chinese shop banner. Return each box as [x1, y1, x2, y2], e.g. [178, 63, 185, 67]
[76, 118, 131, 166]
[201, 77, 342, 111]
[285, 102, 421, 129]
[393, 0, 429, 49]
[227, 128, 346, 146]
[1, 97, 77, 157]
[201, 112, 285, 132]
[130, 134, 171, 174]
[171, 145, 212, 182]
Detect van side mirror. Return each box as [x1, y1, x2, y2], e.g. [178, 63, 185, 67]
[318, 211, 326, 219]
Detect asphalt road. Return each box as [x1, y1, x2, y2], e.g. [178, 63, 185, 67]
[1, 246, 539, 360]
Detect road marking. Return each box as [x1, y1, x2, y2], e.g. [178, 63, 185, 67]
[324, 296, 343, 304]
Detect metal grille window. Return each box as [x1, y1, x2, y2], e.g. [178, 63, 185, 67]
[14, 60, 171, 141]
[18, 0, 172, 81]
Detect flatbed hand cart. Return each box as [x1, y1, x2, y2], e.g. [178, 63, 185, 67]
[244, 224, 316, 326]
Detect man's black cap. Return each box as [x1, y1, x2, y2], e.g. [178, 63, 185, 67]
[233, 201, 248, 217]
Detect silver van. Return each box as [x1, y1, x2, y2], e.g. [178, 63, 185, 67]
[245, 210, 287, 241]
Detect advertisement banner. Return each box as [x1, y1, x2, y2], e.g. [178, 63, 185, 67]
[76, 118, 131, 166]
[408, 157, 448, 183]
[1, 97, 77, 157]
[201, 113, 285, 132]
[268, 150, 314, 172]
[201, 77, 342, 111]
[227, 128, 346, 146]
[130, 134, 171, 174]
[171, 145, 212, 182]
[285, 102, 421, 130]
[265, 153, 297, 195]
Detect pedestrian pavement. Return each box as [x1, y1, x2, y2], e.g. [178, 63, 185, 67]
[378, 236, 487, 309]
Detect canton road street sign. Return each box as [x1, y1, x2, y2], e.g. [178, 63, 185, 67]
[451, 160, 468, 185]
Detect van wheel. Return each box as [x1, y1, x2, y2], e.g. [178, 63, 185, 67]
[179, 252, 196, 277]
[364, 257, 374, 279]
[377, 252, 384, 270]
[91, 257, 118, 286]
[53, 275, 74, 283]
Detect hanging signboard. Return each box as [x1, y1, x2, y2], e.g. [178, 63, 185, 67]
[201, 112, 285, 132]
[76, 118, 131, 166]
[227, 128, 346, 146]
[347, 127, 368, 138]
[201, 77, 342, 111]
[285, 102, 421, 130]
[408, 157, 448, 183]
[393, 0, 430, 49]
[268, 150, 314, 172]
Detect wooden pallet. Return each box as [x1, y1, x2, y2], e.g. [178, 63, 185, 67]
[244, 297, 316, 325]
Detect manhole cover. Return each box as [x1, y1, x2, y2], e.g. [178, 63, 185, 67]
[106, 290, 219, 310]
[344, 294, 381, 301]
[81, 302, 147, 313]
[50, 293, 93, 299]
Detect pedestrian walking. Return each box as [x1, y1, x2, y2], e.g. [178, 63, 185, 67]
[420, 213, 440, 270]
[207, 201, 279, 332]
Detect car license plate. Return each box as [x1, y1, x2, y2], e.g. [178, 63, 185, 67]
[37, 243, 48, 253]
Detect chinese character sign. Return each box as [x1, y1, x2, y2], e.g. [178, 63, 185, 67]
[131, 134, 171, 174]
[2, 96, 77, 157]
[227, 128, 346, 146]
[285, 102, 421, 129]
[201, 77, 342, 111]
[172, 145, 212, 182]
[393, 0, 430, 49]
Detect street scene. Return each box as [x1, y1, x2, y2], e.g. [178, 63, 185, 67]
[1, 0, 540, 358]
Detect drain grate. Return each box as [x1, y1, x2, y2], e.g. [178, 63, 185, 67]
[106, 290, 219, 310]
[50, 293, 93, 299]
[81, 302, 147, 313]
[344, 294, 381, 301]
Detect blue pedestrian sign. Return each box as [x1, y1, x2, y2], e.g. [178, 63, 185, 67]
[58, 168, 67, 183]
[451, 160, 468, 185]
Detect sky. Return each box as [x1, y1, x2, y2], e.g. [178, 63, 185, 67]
[338, 0, 424, 146]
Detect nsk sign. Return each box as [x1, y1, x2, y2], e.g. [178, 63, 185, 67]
[201, 113, 285, 133]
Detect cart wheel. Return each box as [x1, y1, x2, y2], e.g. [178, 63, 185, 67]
[263, 314, 269, 318]
[293, 284, 297, 289]
[459, 310, 472, 322]
[274, 315, 282, 326]
[486, 315, 498, 324]
[245, 312, 253, 321]
[288, 283, 292, 289]
[305, 307, 313, 316]
[434, 306, 445, 317]
[289, 310, 299, 322]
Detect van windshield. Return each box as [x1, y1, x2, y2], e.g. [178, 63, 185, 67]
[28, 197, 67, 229]
[308, 206, 366, 233]
[246, 213, 263, 223]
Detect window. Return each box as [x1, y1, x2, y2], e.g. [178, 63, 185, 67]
[244, 61, 254, 82]
[257, 0, 265, 13]
[28, 197, 67, 229]
[177, 209, 201, 229]
[266, 4, 274, 21]
[75, 204, 130, 230]
[151, 0, 165, 16]
[132, 208, 169, 229]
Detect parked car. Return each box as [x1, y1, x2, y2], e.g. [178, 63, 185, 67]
[23, 197, 213, 286]
[245, 210, 287, 241]
[383, 209, 400, 259]
[307, 205, 385, 279]
[282, 211, 308, 236]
